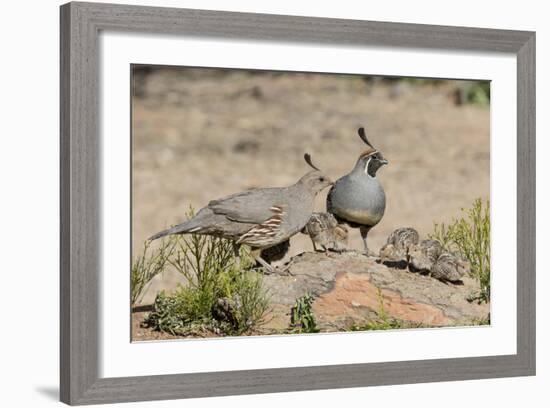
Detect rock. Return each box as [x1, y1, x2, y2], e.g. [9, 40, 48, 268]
[260, 251, 489, 333]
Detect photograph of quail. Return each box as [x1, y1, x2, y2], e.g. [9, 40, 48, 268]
[131, 65, 490, 340]
[149, 154, 333, 274]
[327, 127, 388, 256]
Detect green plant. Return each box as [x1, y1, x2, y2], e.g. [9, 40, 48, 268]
[131, 238, 174, 305]
[469, 314, 491, 326]
[350, 288, 408, 331]
[167, 208, 254, 287]
[465, 82, 490, 105]
[143, 212, 269, 336]
[289, 293, 319, 333]
[430, 198, 491, 303]
[144, 262, 269, 336]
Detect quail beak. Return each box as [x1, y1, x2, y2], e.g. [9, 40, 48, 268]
[380, 158, 389, 165]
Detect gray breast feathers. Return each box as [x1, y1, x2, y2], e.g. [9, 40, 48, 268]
[327, 175, 386, 227]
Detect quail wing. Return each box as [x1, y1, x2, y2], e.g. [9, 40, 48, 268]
[208, 188, 286, 224]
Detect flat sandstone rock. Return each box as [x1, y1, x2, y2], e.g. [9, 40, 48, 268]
[260, 251, 489, 332]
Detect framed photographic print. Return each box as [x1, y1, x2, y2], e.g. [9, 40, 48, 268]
[60, 1, 535, 405]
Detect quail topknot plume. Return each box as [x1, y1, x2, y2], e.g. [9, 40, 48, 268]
[149, 154, 333, 274]
[327, 126, 388, 255]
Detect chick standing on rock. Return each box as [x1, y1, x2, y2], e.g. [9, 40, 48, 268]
[327, 127, 388, 255]
[431, 252, 470, 283]
[408, 239, 443, 272]
[409, 240, 469, 283]
[379, 227, 419, 262]
[149, 154, 333, 274]
[302, 212, 349, 253]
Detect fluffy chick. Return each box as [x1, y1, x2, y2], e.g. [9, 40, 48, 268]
[431, 252, 470, 283]
[408, 239, 443, 272]
[302, 212, 349, 252]
[379, 227, 419, 262]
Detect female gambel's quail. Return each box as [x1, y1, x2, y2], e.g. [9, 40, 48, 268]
[327, 127, 388, 255]
[149, 154, 333, 274]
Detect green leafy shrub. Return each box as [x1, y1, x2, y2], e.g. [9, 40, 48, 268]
[430, 198, 490, 303]
[142, 214, 270, 336]
[465, 82, 490, 105]
[289, 293, 319, 333]
[145, 266, 269, 336]
[131, 238, 175, 305]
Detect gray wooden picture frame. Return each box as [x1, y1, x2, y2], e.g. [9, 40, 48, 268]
[60, 1, 536, 405]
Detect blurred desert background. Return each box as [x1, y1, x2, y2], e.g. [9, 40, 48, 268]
[132, 66, 490, 304]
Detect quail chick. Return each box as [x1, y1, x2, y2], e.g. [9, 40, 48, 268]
[327, 127, 388, 255]
[386, 227, 419, 253]
[408, 239, 443, 272]
[150, 154, 333, 274]
[302, 212, 349, 253]
[431, 252, 470, 283]
[379, 227, 419, 262]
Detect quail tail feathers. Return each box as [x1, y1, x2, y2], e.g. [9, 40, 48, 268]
[148, 218, 203, 241]
[148, 207, 219, 241]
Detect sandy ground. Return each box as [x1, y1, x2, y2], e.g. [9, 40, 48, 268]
[132, 67, 489, 305]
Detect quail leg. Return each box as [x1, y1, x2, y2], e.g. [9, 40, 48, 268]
[359, 226, 375, 257]
[252, 247, 294, 275]
[253, 254, 277, 274]
[331, 241, 346, 253]
[311, 240, 319, 252]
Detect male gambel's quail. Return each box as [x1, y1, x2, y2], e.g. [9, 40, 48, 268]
[149, 154, 333, 274]
[327, 127, 388, 255]
[302, 212, 348, 253]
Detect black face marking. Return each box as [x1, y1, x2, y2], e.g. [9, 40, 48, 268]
[365, 152, 387, 177]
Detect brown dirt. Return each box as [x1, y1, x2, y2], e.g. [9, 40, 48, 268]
[132, 67, 489, 306]
[132, 312, 179, 341]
